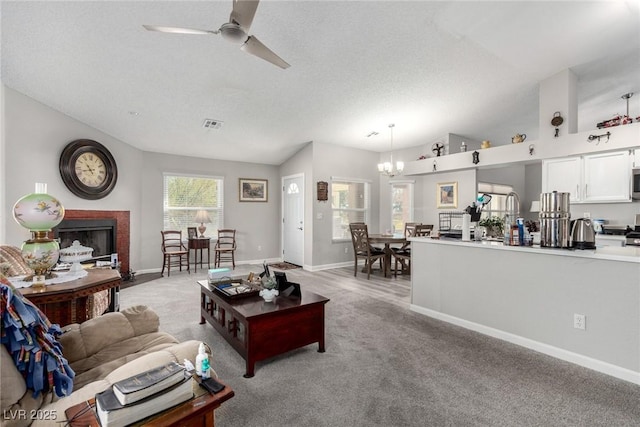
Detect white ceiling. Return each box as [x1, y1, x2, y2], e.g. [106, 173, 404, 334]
[2, 1, 639, 165]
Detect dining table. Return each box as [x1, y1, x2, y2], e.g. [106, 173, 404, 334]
[367, 234, 407, 277]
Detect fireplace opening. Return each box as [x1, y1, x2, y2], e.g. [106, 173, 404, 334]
[53, 219, 116, 264]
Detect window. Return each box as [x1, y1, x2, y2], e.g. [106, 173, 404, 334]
[163, 174, 224, 236]
[391, 181, 414, 234]
[331, 178, 370, 240]
[478, 182, 513, 220]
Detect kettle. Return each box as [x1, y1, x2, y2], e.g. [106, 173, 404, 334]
[570, 218, 596, 249]
[511, 133, 527, 144]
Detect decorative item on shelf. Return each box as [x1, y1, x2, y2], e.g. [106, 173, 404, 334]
[551, 112, 564, 137]
[472, 150, 480, 165]
[12, 183, 65, 285]
[431, 142, 445, 157]
[316, 181, 328, 201]
[529, 144, 535, 156]
[596, 93, 635, 129]
[587, 132, 611, 144]
[259, 276, 279, 302]
[417, 155, 427, 160]
[480, 140, 491, 149]
[194, 210, 211, 238]
[59, 240, 93, 274]
[432, 160, 437, 172]
[377, 124, 404, 177]
[460, 141, 467, 152]
[511, 133, 527, 144]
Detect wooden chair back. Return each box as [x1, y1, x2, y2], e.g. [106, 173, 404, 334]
[349, 223, 373, 254]
[415, 224, 434, 237]
[215, 229, 237, 250]
[161, 230, 187, 253]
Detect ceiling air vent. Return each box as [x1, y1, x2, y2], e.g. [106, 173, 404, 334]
[202, 119, 223, 129]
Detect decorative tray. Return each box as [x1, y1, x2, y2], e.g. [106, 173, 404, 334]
[210, 279, 259, 300]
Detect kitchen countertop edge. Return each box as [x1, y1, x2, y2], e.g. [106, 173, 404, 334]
[408, 237, 640, 263]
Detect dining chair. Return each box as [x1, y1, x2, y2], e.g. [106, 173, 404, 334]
[349, 223, 385, 279]
[391, 223, 420, 277]
[214, 229, 237, 269]
[160, 230, 190, 277]
[415, 224, 434, 237]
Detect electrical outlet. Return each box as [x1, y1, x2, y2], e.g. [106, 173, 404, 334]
[574, 313, 586, 330]
[258, 245, 262, 251]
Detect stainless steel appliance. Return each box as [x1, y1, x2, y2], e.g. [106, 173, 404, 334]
[539, 191, 571, 248]
[570, 218, 596, 249]
[632, 168, 640, 200]
[627, 214, 640, 246]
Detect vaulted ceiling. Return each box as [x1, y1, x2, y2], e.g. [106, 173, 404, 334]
[2, 1, 639, 165]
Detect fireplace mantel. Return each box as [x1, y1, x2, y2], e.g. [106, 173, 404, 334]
[60, 210, 130, 278]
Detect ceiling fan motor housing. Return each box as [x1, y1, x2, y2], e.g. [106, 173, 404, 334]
[220, 22, 247, 43]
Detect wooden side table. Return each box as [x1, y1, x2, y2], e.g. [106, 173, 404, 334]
[18, 269, 121, 326]
[64, 378, 234, 427]
[188, 238, 211, 272]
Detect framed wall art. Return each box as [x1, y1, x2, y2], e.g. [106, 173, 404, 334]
[187, 227, 197, 239]
[239, 178, 268, 202]
[436, 181, 458, 209]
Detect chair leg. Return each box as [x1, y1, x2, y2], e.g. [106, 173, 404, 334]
[354, 258, 357, 277]
[367, 258, 371, 280]
[161, 255, 166, 277]
[232, 251, 235, 269]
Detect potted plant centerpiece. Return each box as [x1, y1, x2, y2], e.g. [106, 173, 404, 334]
[478, 216, 505, 239]
[260, 276, 279, 302]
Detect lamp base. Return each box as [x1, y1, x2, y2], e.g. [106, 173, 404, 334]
[198, 224, 207, 238]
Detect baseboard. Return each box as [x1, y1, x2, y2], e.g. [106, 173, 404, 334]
[306, 261, 353, 272]
[410, 305, 640, 386]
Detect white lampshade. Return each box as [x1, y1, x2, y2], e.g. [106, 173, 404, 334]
[530, 201, 540, 212]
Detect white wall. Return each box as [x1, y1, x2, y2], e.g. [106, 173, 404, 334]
[3, 87, 282, 273]
[3, 87, 144, 269]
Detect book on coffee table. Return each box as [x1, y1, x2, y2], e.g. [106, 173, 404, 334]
[112, 361, 185, 405]
[95, 377, 193, 427]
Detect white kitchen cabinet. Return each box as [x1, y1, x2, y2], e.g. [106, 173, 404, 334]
[583, 151, 632, 202]
[542, 151, 632, 203]
[541, 157, 582, 202]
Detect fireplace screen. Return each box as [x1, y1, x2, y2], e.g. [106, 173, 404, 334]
[53, 219, 116, 263]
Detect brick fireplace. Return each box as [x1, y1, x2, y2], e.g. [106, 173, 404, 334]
[54, 210, 130, 279]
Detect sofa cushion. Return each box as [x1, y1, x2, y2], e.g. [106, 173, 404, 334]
[0, 346, 28, 413]
[59, 305, 160, 363]
[71, 332, 179, 389]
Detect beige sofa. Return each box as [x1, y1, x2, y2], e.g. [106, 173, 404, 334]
[1, 305, 201, 427]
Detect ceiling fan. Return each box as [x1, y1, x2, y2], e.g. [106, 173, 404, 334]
[143, 0, 290, 69]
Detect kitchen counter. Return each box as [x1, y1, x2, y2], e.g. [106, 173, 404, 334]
[408, 236, 640, 263]
[409, 237, 640, 384]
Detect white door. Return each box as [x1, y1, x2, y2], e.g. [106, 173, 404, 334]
[283, 175, 304, 266]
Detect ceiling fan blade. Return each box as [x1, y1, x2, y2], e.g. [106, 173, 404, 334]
[230, 0, 260, 31]
[143, 25, 217, 35]
[240, 35, 290, 69]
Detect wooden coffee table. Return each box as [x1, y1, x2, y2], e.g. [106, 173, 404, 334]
[198, 280, 330, 377]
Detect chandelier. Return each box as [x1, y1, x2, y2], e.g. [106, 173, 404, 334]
[377, 124, 404, 177]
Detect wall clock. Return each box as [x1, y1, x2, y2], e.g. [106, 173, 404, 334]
[59, 139, 118, 200]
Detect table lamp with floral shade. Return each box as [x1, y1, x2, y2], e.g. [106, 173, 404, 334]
[194, 210, 211, 238]
[12, 183, 65, 285]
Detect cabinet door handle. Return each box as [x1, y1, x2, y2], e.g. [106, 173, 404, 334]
[576, 184, 579, 199]
[227, 319, 237, 333]
[585, 183, 588, 198]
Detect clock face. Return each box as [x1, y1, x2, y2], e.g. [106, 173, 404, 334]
[60, 139, 118, 200]
[75, 152, 107, 187]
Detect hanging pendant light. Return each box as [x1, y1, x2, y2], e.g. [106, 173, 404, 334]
[377, 124, 404, 177]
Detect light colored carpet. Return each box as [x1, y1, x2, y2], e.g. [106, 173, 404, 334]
[120, 266, 640, 427]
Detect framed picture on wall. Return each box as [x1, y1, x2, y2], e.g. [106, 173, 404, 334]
[436, 182, 458, 209]
[239, 178, 268, 202]
[187, 227, 197, 239]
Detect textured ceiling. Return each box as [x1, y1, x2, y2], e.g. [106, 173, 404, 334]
[2, 1, 639, 165]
